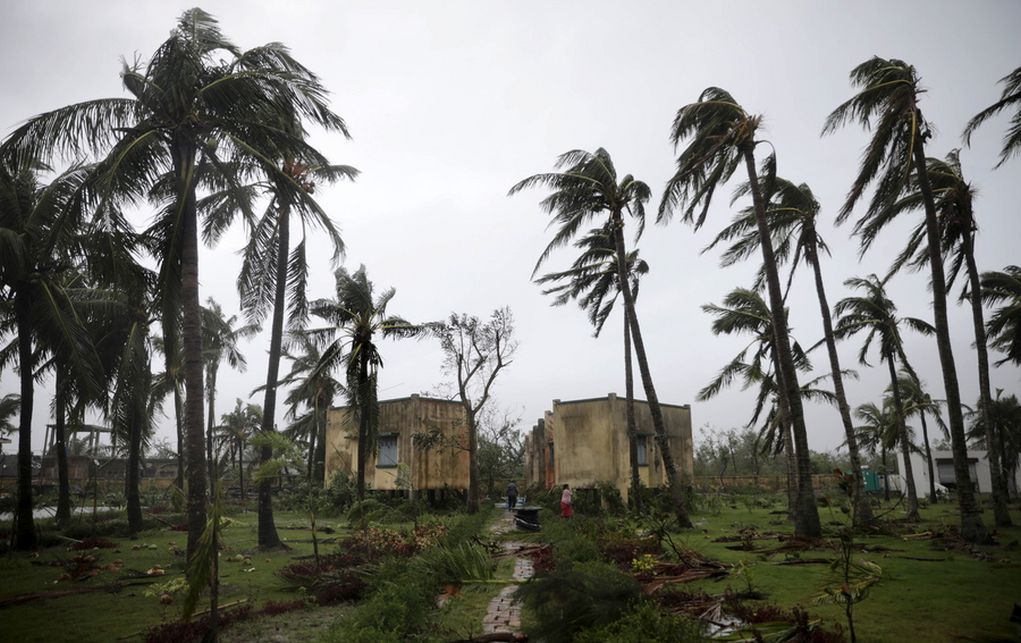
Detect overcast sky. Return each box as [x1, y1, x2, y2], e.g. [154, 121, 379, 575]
[2, 1, 1019, 458]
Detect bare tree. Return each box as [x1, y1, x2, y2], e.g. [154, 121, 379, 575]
[433, 308, 517, 513]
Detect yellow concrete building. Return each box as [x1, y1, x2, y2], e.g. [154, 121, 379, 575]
[523, 394, 693, 501]
[324, 394, 469, 493]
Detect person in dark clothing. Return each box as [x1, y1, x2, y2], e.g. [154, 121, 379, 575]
[507, 481, 519, 510]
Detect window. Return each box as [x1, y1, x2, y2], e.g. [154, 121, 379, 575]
[377, 434, 398, 467]
[636, 435, 648, 466]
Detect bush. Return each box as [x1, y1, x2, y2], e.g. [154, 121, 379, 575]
[574, 601, 707, 642]
[412, 541, 495, 584]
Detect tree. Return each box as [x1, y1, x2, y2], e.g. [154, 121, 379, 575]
[0, 159, 103, 549]
[895, 373, 945, 504]
[708, 177, 875, 524]
[5, 8, 349, 557]
[982, 266, 1021, 367]
[433, 309, 517, 513]
[476, 407, 525, 499]
[202, 299, 259, 485]
[969, 393, 1021, 499]
[534, 224, 649, 510]
[854, 402, 899, 502]
[825, 57, 986, 541]
[964, 65, 1021, 168]
[308, 265, 420, 501]
[834, 274, 932, 520]
[215, 399, 262, 502]
[659, 89, 818, 535]
[512, 148, 692, 527]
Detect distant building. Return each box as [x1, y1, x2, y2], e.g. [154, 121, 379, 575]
[323, 394, 470, 494]
[523, 393, 694, 501]
[892, 449, 1020, 496]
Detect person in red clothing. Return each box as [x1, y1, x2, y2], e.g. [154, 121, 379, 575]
[560, 483, 573, 518]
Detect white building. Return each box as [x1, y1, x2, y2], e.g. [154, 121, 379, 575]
[892, 449, 1020, 497]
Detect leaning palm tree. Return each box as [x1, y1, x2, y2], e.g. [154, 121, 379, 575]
[201, 299, 259, 484]
[859, 151, 1011, 525]
[824, 57, 986, 541]
[658, 89, 818, 535]
[834, 274, 932, 520]
[854, 402, 900, 502]
[511, 148, 692, 527]
[982, 266, 1021, 367]
[895, 373, 946, 504]
[534, 224, 649, 511]
[707, 177, 874, 524]
[963, 65, 1021, 168]
[4, 8, 349, 557]
[307, 266, 420, 500]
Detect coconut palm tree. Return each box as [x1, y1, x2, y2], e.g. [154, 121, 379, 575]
[658, 89, 818, 535]
[3, 8, 349, 556]
[511, 148, 692, 527]
[307, 265, 420, 501]
[982, 266, 1021, 367]
[202, 299, 259, 484]
[0, 159, 105, 549]
[854, 402, 900, 501]
[707, 177, 874, 524]
[534, 224, 649, 511]
[963, 65, 1021, 168]
[895, 373, 946, 504]
[834, 274, 932, 520]
[825, 57, 986, 541]
[855, 151, 1012, 525]
[215, 399, 263, 502]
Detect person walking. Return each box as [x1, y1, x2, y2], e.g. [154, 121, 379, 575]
[507, 481, 519, 510]
[560, 483, 573, 518]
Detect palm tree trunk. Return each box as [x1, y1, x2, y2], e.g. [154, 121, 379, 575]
[784, 420, 798, 520]
[14, 296, 37, 550]
[206, 367, 218, 489]
[314, 400, 327, 486]
[910, 133, 987, 542]
[963, 231, 1012, 526]
[919, 411, 937, 503]
[173, 380, 184, 495]
[624, 316, 642, 513]
[882, 445, 890, 501]
[610, 217, 691, 527]
[467, 408, 480, 513]
[175, 138, 208, 560]
[127, 405, 143, 534]
[54, 368, 71, 528]
[257, 201, 288, 549]
[886, 358, 920, 520]
[743, 149, 821, 538]
[237, 441, 245, 503]
[807, 238, 874, 525]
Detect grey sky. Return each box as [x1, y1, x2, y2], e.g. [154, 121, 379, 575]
[2, 1, 1019, 457]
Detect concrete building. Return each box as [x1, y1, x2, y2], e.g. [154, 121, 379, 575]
[892, 449, 1020, 497]
[324, 394, 469, 494]
[523, 394, 694, 502]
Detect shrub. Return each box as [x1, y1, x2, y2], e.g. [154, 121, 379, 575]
[412, 541, 495, 584]
[574, 601, 707, 643]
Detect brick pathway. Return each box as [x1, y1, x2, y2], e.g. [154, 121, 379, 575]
[481, 506, 533, 635]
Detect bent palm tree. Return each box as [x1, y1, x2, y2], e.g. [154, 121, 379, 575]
[659, 89, 818, 535]
[982, 266, 1021, 367]
[825, 57, 986, 541]
[964, 65, 1021, 167]
[896, 373, 945, 504]
[512, 148, 692, 527]
[534, 224, 649, 510]
[834, 274, 932, 520]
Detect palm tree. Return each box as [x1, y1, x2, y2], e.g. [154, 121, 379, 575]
[707, 177, 874, 524]
[856, 151, 1012, 525]
[963, 65, 1021, 167]
[982, 266, 1021, 367]
[825, 57, 986, 541]
[895, 373, 945, 504]
[834, 275, 932, 520]
[307, 265, 420, 501]
[976, 393, 1021, 499]
[202, 299, 259, 484]
[854, 402, 900, 501]
[4, 8, 348, 557]
[0, 159, 104, 549]
[215, 399, 262, 502]
[279, 332, 344, 484]
[534, 224, 649, 511]
[658, 89, 818, 535]
[511, 148, 692, 527]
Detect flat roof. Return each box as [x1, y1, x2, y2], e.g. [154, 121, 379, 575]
[330, 393, 462, 411]
[551, 394, 691, 410]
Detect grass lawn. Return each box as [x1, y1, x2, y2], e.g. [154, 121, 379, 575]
[672, 498, 1021, 642]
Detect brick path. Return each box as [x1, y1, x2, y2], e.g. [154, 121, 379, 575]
[481, 506, 533, 635]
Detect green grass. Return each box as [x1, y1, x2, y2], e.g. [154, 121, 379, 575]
[673, 498, 1021, 642]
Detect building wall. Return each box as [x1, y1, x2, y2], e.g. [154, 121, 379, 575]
[324, 394, 469, 491]
[526, 394, 694, 501]
[892, 449, 1020, 496]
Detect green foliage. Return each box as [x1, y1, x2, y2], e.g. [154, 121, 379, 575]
[346, 499, 388, 530]
[412, 541, 495, 584]
[326, 471, 357, 510]
[574, 601, 707, 643]
[182, 495, 224, 620]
